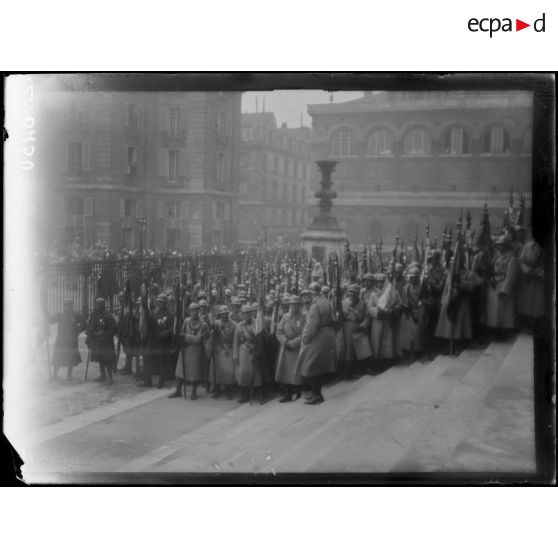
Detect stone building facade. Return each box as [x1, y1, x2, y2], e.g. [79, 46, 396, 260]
[238, 112, 312, 246]
[307, 91, 533, 247]
[36, 90, 241, 252]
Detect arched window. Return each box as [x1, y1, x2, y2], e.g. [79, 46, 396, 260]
[330, 129, 355, 157]
[443, 126, 470, 154]
[403, 127, 431, 155]
[366, 129, 393, 156]
[483, 125, 511, 154]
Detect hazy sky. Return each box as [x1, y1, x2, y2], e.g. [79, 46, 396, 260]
[241, 90, 363, 127]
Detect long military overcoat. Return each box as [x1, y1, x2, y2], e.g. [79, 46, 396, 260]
[176, 317, 209, 383]
[294, 296, 337, 378]
[212, 318, 236, 385]
[275, 311, 306, 385]
[486, 252, 519, 329]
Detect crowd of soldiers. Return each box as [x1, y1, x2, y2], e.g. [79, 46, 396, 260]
[47, 200, 545, 406]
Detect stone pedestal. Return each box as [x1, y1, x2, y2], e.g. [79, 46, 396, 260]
[301, 160, 348, 259]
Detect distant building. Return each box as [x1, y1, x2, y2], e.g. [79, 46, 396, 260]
[238, 112, 312, 246]
[36, 91, 241, 252]
[307, 91, 533, 246]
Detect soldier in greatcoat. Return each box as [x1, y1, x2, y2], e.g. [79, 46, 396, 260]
[199, 299, 214, 394]
[419, 250, 446, 359]
[517, 230, 545, 332]
[229, 297, 243, 323]
[486, 235, 519, 337]
[50, 299, 87, 381]
[140, 293, 173, 388]
[170, 302, 210, 400]
[294, 282, 338, 405]
[275, 295, 306, 402]
[86, 297, 118, 384]
[360, 273, 375, 305]
[340, 283, 372, 379]
[367, 273, 402, 372]
[399, 267, 422, 361]
[233, 305, 263, 404]
[212, 305, 237, 399]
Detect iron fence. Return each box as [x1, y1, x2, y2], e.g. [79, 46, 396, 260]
[36, 255, 235, 316]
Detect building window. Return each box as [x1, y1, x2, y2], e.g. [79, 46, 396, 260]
[483, 125, 511, 154]
[168, 149, 179, 183]
[443, 126, 469, 154]
[169, 107, 180, 136]
[366, 129, 393, 156]
[127, 103, 139, 128]
[68, 142, 90, 173]
[65, 197, 84, 215]
[166, 228, 181, 249]
[126, 146, 137, 174]
[217, 152, 226, 185]
[124, 199, 133, 217]
[166, 200, 180, 218]
[403, 128, 431, 155]
[123, 227, 133, 247]
[330, 129, 355, 157]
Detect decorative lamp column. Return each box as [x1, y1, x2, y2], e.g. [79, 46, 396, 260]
[301, 160, 348, 260]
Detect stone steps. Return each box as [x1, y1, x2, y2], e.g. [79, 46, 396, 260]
[120, 335, 532, 475]
[390, 340, 514, 472]
[444, 334, 536, 473]
[122, 372, 370, 473]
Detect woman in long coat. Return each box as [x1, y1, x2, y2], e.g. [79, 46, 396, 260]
[233, 305, 263, 403]
[171, 302, 209, 400]
[486, 235, 519, 334]
[51, 299, 87, 380]
[275, 295, 306, 402]
[212, 305, 237, 399]
[294, 284, 338, 405]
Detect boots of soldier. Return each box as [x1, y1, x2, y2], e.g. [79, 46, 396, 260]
[279, 385, 293, 403]
[120, 354, 133, 375]
[190, 383, 198, 401]
[66, 367, 73, 380]
[225, 385, 234, 400]
[238, 387, 249, 404]
[157, 375, 166, 389]
[344, 361, 355, 381]
[106, 364, 114, 385]
[169, 378, 183, 398]
[212, 384, 221, 400]
[257, 387, 266, 405]
[95, 364, 107, 382]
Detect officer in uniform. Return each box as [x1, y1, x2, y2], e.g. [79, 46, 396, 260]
[172, 302, 210, 400]
[86, 297, 118, 384]
[340, 283, 372, 379]
[229, 297, 243, 323]
[233, 304, 262, 404]
[212, 305, 237, 399]
[140, 293, 173, 388]
[275, 295, 306, 402]
[486, 235, 519, 338]
[295, 282, 338, 405]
